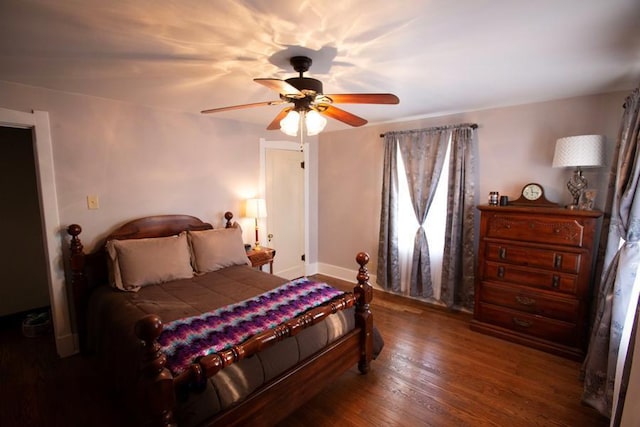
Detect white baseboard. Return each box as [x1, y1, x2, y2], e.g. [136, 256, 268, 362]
[316, 262, 379, 288]
[56, 332, 79, 357]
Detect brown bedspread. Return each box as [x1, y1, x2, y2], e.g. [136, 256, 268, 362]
[86, 265, 355, 426]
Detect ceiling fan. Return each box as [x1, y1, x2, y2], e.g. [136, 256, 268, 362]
[201, 56, 399, 135]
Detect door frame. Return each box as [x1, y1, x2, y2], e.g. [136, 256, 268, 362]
[259, 138, 309, 276]
[0, 107, 74, 356]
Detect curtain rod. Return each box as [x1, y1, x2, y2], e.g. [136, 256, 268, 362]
[379, 123, 478, 138]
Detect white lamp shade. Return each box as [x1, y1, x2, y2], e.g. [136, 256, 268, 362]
[552, 135, 605, 168]
[280, 110, 300, 136]
[305, 110, 327, 135]
[245, 198, 267, 219]
[279, 109, 328, 136]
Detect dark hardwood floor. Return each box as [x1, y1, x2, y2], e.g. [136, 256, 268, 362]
[1, 275, 608, 427]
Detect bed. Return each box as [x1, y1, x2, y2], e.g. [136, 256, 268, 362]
[66, 212, 378, 427]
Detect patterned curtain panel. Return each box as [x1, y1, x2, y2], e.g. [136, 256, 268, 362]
[377, 135, 401, 292]
[582, 88, 640, 418]
[398, 129, 448, 297]
[377, 124, 477, 307]
[440, 127, 477, 310]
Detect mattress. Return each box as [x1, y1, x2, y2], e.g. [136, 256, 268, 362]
[86, 265, 355, 426]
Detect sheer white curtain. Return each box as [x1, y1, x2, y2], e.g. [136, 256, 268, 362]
[396, 139, 451, 301]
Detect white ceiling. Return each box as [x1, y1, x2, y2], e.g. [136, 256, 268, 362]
[1, 0, 639, 132]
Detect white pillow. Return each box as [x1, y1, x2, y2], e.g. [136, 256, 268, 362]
[188, 227, 251, 274]
[105, 232, 194, 291]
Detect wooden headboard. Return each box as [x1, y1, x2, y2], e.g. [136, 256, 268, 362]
[67, 211, 235, 350]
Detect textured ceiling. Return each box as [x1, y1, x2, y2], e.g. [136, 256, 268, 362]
[1, 0, 639, 131]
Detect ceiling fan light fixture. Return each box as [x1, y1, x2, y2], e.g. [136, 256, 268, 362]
[305, 109, 327, 135]
[280, 110, 300, 136]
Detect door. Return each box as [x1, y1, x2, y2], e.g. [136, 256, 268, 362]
[264, 148, 305, 279]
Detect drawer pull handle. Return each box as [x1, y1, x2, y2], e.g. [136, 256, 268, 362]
[497, 266, 505, 278]
[499, 247, 506, 259]
[515, 295, 536, 306]
[512, 317, 532, 328]
[554, 254, 563, 268]
[552, 275, 560, 288]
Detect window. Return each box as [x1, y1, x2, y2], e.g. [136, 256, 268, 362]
[396, 137, 451, 301]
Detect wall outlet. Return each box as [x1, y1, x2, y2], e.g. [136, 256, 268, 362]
[87, 195, 99, 210]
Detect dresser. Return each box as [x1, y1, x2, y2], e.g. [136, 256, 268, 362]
[471, 205, 602, 360]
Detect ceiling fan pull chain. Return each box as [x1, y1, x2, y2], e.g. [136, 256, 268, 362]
[299, 111, 304, 150]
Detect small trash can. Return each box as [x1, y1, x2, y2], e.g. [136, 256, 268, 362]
[22, 311, 51, 338]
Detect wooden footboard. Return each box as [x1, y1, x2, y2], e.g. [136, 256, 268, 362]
[67, 216, 374, 427]
[135, 252, 373, 427]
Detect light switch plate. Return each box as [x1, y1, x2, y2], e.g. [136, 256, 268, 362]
[87, 195, 99, 210]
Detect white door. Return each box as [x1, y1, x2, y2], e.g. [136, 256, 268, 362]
[264, 148, 305, 279]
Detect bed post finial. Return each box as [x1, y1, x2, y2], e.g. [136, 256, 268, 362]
[354, 252, 373, 374]
[224, 211, 233, 228]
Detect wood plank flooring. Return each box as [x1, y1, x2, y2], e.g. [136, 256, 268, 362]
[281, 275, 608, 427]
[0, 274, 608, 427]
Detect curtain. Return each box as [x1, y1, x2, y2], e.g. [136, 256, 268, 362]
[398, 130, 448, 297]
[377, 135, 401, 292]
[377, 124, 477, 305]
[582, 88, 640, 418]
[440, 127, 477, 310]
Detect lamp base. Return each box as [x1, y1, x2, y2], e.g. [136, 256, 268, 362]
[567, 167, 587, 208]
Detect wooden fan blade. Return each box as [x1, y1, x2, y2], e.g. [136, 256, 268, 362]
[201, 100, 282, 114]
[324, 93, 399, 104]
[321, 105, 368, 127]
[254, 78, 304, 97]
[267, 107, 292, 130]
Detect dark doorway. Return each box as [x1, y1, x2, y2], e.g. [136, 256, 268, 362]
[0, 126, 49, 316]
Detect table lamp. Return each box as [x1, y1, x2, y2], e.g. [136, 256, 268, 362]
[552, 135, 604, 208]
[245, 198, 267, 248]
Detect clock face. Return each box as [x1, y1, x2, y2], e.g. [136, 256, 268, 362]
[523, 184, 543, 200]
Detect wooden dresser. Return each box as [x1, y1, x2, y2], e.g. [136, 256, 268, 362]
[471, 205, 602, 360]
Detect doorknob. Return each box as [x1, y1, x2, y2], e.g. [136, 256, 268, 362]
[267, 233, 273, 242]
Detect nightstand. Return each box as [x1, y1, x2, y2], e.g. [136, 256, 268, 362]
[246, 246, 276, 274]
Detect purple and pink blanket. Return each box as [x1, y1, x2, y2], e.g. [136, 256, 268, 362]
[157, 278, 344, 375]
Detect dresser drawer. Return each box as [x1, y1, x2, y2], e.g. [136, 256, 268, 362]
[484, 213, 585, 247]
[485, 242, 581, 273]
[483, 261, 578, 294]
[479, 281, 579, 322]
[476, 303, 578, 346]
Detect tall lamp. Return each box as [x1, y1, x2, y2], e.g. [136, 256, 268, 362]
[245, 198, 267, 248]
[552, 135, 605, 208]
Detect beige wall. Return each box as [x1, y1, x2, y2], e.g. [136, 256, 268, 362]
[0, 81, 274, 251]
[0, 80, 297, 355]
[317, 91, 628, 276]
[0, 78, 627, 351]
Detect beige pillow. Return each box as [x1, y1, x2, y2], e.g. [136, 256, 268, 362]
[188, 227, 251, 273]
[105, 232, 193, 291]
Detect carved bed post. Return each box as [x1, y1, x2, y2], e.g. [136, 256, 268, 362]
[354, 252, 373, 374]
[135, 315, 176, 427]
[67, 224, 88, 350]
